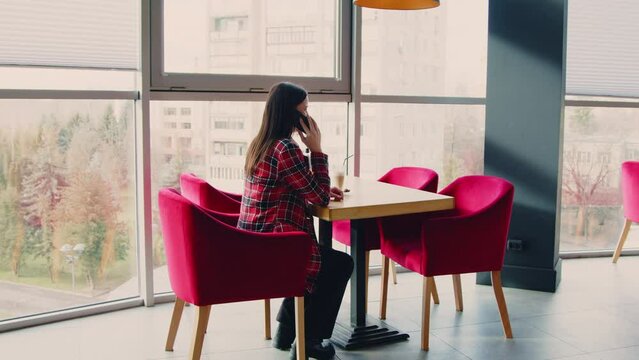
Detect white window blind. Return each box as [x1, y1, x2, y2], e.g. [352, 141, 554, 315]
[0, 0, 138, 70]
[566, 0, 639, 98]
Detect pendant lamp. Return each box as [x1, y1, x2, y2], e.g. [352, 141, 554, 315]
[354, 0, 440, 10]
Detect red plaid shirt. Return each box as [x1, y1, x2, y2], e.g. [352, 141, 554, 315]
[238, 138, 330, 293]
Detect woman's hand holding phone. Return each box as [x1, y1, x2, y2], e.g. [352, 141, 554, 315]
[297, 114, 322, 153]
[296, 111, 310, 133]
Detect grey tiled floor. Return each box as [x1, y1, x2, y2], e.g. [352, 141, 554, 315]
[1, 256, 638, 360]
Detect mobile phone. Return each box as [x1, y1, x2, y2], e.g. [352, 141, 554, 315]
[295, 111, 310, 133]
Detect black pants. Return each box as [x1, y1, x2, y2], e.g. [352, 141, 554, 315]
[277, 246, 354, 340]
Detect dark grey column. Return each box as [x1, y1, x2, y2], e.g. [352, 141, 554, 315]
[477, 0, 566, 292]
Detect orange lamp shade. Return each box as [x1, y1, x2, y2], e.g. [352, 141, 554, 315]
[354, 0, 440, 10]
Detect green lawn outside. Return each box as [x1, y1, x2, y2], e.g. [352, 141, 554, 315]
[0, 257, 135, 295]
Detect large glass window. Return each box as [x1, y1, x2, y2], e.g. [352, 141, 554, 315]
[150, 101, 348, 293]
[361, 0, 488, 97]
[0, 100, 138, 321]
[0, 0, 140, 325]
[560, 102, 639, 252]
[164, 0, 337, 77]
[562, 0, 639, 253]
[360, 103, 485, 187]
[0, 0, 497, 328]
[152, 0, 350, 93]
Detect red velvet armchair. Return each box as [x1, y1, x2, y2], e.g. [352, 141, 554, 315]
[613, 161, 639, 263]
[378, 175, 515, 350]
[158, 188, 312, 360]
[179, 173, 284, 337]
[179, 173, 282, 339]
[331, 167, 440, 313]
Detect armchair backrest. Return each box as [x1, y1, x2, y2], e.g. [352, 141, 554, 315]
[378, 167, 438, 192]
[179, 173, 241, 213]
[622, 161, 639, 222]
[158, 188, 311, 306]
[441, 176, 514, 269]
[367, 167, 439, 245]
[439, 175, 513, 216]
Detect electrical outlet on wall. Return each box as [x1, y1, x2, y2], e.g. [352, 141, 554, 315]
[507, 239, 524, 251]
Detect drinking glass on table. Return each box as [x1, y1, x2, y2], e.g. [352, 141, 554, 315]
[332, 154, 352, 192]
[334, 169, 345, 191]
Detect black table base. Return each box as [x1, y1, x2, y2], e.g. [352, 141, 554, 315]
[319, 219, 410, 350]
[330, 316, 409, 349]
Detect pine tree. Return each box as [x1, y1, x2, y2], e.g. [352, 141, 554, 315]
[6, 130, 31, 276]
[97, 104, 132, 190]
[20, 121, 67, 281]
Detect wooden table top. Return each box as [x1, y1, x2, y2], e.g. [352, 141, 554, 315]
[310, 176, 455, 221]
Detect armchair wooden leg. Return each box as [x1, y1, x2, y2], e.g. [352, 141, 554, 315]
[295, 296, 306, 360]
[421, 276, 435, 351]
[453, 274, 463, 311]
[431, 277, 440, 305]
[491, 271, 513, 339]
[613, 219, 632, 263]
[379, 255, 390, 320]
[189, 305, 211, 360]
[390, 260, 398, 285]
[365, 251, 370, 314]
[165, 298, 186, 351]
[264, 299, 271, 340]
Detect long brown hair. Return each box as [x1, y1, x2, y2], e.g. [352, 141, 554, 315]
[244, 82, 308, 175]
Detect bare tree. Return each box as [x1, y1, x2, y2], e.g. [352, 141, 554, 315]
[562, 147, 610, 236]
